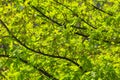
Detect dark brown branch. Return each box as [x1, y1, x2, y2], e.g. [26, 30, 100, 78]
[0, 19, 83, 70]
[90, 4, 113, 16]
[30, 5, 63, 27]
[0, 54, 58, 80]
[30, 4, 87, 30]
[75, 32, 89, 38]
[53, 0, 97, 29]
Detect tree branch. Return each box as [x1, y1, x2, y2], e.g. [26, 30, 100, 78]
[53, 0, 97, 29]
[30, 5, 63, 27]
[0, 54, 58, 80]
[0, 19, 83, 70]
[90, 4, 113, 16]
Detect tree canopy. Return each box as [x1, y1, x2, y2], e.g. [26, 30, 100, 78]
[0, 0, 120, 80]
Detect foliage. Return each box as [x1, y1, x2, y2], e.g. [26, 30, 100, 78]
[0, 0, 120, 80]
